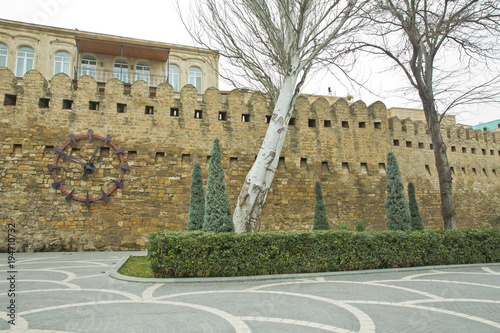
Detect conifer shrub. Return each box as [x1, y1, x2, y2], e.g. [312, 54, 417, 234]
[202, 138, 234, 233]
[147, 229, 500, 278]
[408, 182, 424, 230]
[188, 162, 205, 230]
[385, 152, 411, 231]
[313, 181, 330, 230]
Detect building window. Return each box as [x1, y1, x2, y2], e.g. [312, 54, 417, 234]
[170, 108, 179, 117]
[113, 59, 128, 83]
[81, 55, 96, 78]
[89, 101, 100, 110]
[135, 61, 150, 85]
[39, 98, 50, 108]
[54, 51, 71, 76]
[189, 67, 202, 93]
[0, 44, 7, 67]
[16, 46, 35, 77]
[4, 94, 17, 106]
[117, 103, 127, 113]
[301, 158, 308, 171]
[379, 163, 386, 174]
[62, 99, 73, 109]
[168, 64, 179, 91]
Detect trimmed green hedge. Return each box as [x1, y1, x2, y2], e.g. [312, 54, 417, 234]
[147, 229, 500, 278]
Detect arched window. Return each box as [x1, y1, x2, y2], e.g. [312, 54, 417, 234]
[81, 55, 96, 78]
[16, 46, 35, 77]
[135, 61, 150, 85]
[113, 58, 128, 83]
[0, 44, 7, 67]
[168, 64, 179, 91]
[54, 51, 71, 76]
[483, 127, 488, 131]
[189, 67, 202, 93]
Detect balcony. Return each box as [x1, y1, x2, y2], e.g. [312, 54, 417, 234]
[76, 68, 170, 88]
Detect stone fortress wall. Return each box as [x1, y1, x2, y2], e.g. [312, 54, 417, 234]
[1, 68, 499, 251]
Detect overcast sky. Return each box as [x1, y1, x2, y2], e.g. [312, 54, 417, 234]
[1, 0, 498, 126]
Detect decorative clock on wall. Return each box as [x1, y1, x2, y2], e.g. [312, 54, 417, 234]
[48, 130, 129, 206]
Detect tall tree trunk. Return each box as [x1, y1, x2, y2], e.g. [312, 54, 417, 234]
[233, 73, 299, 233]
[421, 93, 457, 229]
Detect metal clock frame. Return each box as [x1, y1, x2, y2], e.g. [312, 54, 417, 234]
[48, 130, 128, 206]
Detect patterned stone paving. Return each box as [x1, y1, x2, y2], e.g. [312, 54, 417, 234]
[1, 252, 499, 332]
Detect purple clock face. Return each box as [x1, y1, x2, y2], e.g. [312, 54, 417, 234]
[48, 130, 128, 206]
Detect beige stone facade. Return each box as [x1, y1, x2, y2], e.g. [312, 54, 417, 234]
[0, 18, 219, 93]
[0, 19, 499, 252]
[0, 66, 499, 252]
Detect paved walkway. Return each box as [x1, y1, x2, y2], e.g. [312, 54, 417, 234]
[1, 252, 499, 333]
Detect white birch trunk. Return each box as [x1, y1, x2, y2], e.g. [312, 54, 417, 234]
[233, 70, 299, 233]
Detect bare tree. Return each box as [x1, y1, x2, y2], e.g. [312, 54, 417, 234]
[179, 0, 369, 232]
[362, 0, 500, 229]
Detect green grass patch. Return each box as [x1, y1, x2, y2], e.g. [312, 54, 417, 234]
[118, 256, 152, 278]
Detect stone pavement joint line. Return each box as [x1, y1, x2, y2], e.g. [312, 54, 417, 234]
[0, 252, 499, 333]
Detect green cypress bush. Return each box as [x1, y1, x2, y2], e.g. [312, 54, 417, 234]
[188, 162, 205, 230]
[408, 182, 424, 230]
[313, 181, 330, 230]
[202, 138, 234, 233]
[385, 152, 411, 231]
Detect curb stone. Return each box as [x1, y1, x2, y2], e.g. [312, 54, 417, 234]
[109, 256, 500, 284]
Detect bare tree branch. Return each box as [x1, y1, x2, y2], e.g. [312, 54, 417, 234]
[177, 0, 371, 232]
[360, 0, 500, 229]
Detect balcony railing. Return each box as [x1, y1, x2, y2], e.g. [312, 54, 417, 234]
[76, 68, 170, 87]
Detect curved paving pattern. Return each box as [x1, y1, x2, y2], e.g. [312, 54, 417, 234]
[1, 252, 499, 332]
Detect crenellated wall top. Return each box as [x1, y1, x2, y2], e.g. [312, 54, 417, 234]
[0, 68, 498, 145]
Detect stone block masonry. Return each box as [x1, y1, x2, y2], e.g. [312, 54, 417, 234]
[0, 68, 499, 251]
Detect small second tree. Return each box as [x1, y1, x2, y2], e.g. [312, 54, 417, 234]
[188, 162, 204, 230]
[385, 152, 411, 231]
[408, 182, 424, 231]
[313, 181, 330, 230]
[203, 138, 234, 233]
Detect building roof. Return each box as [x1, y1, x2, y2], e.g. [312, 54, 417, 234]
[470, 119, 500, 131]
[0, 18, 218, 59]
